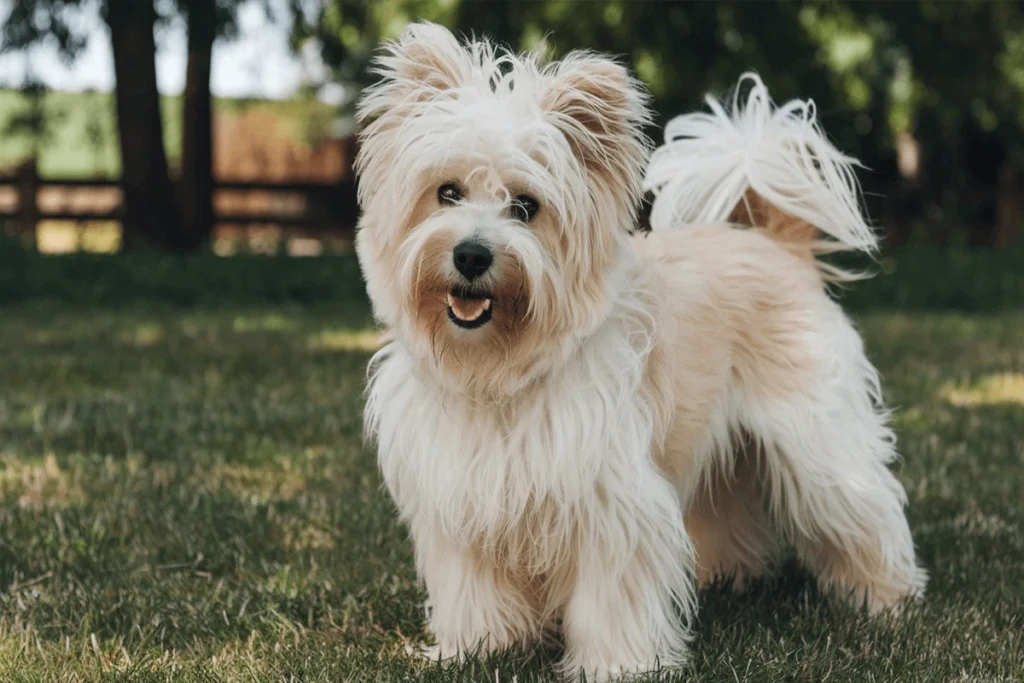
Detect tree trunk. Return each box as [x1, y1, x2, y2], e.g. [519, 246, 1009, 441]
[178, 0, 217, 251]
[106, 0, 180, 249]
[994, 160, 1019, 248]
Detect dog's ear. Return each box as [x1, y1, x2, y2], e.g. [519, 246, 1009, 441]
[358, 22, 469, 125]
[540, 53, 651, 190]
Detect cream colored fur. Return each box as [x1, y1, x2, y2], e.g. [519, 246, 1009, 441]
[355, 23, 926, 682]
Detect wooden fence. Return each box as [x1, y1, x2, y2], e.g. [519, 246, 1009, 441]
[0, 160, 359, 246]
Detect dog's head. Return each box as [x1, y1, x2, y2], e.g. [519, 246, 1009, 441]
[355, 23, 650, 396]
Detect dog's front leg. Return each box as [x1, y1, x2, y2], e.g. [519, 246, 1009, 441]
[414, 530, 540, 663]
[559, 471, 696, 681]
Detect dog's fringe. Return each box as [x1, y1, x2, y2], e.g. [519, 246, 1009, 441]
[644, 72, 877, 281]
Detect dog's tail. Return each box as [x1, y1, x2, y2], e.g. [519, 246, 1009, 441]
[643, 72, 876, 280]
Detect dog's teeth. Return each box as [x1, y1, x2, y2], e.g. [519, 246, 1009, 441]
[447, 295, 492, 322]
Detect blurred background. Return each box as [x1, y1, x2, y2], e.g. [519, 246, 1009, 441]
[1, 0, 1023, 259]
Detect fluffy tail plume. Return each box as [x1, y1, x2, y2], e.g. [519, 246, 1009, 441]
[644, 72, 877, 280]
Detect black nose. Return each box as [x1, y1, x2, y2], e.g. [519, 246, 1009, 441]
[453, 240, 493, 280]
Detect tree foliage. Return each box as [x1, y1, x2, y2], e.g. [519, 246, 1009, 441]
[296, 0, 1024, 151]
[297, 0, 1024, 245]
[3, 0, 1023, 248]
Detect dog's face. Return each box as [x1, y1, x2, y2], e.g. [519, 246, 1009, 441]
[355, 23, 650, 396]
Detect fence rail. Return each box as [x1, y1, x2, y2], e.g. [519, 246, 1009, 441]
[0, 160, 359, 240]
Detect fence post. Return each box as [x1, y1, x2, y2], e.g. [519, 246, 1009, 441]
[17, 158, 40, 246]
[341, 135, 359, 235]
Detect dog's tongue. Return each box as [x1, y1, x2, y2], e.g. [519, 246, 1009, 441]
[447, 293, 492, 322]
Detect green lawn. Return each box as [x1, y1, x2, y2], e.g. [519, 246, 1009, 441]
[0, 252, 1022, 681]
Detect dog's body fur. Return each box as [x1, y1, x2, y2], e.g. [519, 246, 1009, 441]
[356, 24, 926, 681]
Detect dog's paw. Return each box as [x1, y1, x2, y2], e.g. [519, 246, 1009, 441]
[562, 658, 668, 682]
[825, 564, 928, 618]
[865, 588, 925, 619]
[405, 641, 464, 665]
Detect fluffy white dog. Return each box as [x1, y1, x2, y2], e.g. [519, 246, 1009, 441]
[355, 23, 927, 681]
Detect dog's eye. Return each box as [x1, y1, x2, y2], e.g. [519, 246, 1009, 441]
[438, 183, 463, 205]
[511, 195, 540, 223]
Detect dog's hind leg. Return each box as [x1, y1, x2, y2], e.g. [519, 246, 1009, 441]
[686, 440, 779, 590]
[739, 304, 927, 613]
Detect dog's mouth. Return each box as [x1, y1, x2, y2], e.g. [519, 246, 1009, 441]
[446, 288, 493, 329]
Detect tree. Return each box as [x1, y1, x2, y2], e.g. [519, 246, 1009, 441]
[2, 0, 254, 251]
[176, 0, 244, 251]
[5, 0, 1024, 248]
[289, 0, 461, 114]
[106, 0, 182, 248]
[836, 1, 1024, 246]
[299, 0, 1024, 247]
[1, 0, 181, 248]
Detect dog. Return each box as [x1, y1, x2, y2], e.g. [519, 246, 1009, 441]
[354, 22, 927, 681]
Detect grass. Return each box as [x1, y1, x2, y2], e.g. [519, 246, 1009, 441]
[0, 249, 1022, 681]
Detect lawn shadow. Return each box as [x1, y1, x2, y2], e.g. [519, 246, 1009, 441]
[694, 555, 824, 638]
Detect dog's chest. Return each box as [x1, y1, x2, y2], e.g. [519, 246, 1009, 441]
[367, 345, 652, 560]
